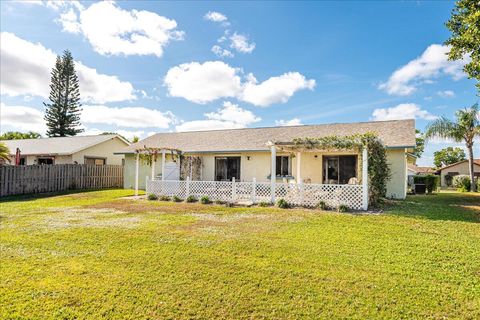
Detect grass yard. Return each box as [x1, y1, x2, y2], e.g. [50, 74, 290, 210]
[1, 190, 479, 319]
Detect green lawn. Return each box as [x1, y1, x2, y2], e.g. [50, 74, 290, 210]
[1, 190, 479, 319]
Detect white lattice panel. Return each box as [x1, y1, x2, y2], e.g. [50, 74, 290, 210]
[146, 179, 364, 210]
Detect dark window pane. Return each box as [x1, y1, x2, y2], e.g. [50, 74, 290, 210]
[276, 156, 282, 176]
[339, 156, 357, 184]
[282, 157, 289, 175]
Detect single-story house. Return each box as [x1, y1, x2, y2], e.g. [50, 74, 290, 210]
[436, 159, 480, 187]
[1, 135, 129, 165]
[116, 119, 416, 202]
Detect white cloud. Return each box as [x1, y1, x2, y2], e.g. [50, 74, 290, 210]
[0, 103, 46, 133]
[0, 32, 136, 103]
[275, 118, 302, 126]
[58, 8, 81, 33]
[176, 101, 260, 132]
[204, 11, 228, 23]
[205, 101, 260, 125]
[59, 1, 184, 57]
[229, 33, 255, 53]
[164, 61, 242, 104]
[164, 61, 315, 107]
[241, 72, 316, 107]
[379, 44, 468, 96]
[81, 105, 176, 129]
[371, 103, 438, 121]
[437, 90, 455, 98]
[211, 45, 234, 58]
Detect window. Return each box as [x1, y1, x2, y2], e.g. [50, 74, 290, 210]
[447, 172, 459, 177]
[323, 155, 357, 184]
[18, 157, 26, 165]
[276, 156, 290, 176]
[85, 157, 106, 165]
[37, 157, 54, 165]
[215, 157, 241, 181]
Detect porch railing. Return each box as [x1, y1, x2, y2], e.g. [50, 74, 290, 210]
[146, 178, 365, 210]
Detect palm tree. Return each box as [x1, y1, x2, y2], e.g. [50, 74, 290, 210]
[0, 142, 11, 164]
[425, 103, 479, 192]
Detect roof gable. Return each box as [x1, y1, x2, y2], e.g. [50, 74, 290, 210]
[437, 159, 480, 172]
[118, 119, 416, 154]
[1, 135, 130, 156]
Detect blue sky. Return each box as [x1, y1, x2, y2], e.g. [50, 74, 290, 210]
[0, 0, 478, 166]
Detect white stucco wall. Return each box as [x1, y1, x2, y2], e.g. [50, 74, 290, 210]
[71, 137, 128, 165]
[385, 149, 407, 199]
[123, 153, 177, 189]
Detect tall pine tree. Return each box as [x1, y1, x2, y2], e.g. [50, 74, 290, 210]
[44, 50, 83, 137]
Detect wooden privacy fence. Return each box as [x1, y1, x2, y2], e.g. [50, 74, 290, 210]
[0, 164, 124, 197]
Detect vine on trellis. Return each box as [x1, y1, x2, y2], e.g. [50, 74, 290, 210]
[291, 132, 391, 207]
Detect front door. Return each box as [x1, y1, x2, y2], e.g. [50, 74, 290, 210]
[215, 157, 241, 181]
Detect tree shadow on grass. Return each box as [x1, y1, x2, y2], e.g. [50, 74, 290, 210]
[385, 192, 480, 223]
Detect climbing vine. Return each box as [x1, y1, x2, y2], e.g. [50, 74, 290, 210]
[292, 133, 391, 207]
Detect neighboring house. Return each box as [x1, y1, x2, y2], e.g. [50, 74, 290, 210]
[1, 135, 129, 165]
[117, 119, 416, 200]
[407, 164, 435, 177]
[436, 159, 480, 188]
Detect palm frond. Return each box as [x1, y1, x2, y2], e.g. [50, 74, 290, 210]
[424, 117, 462, 142]
[0, 142, 11, 162]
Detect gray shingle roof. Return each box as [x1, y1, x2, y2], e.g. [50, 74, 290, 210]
[118, 119, 415, 154]
[1, 135, 128, 156]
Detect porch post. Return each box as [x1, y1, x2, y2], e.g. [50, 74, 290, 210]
[296, 152, 302, 183]
[161, 150, 166, 181]
[151, 153, 156, 180]
[134, 152, 139, 196]
[362, 147, 368, 210]
[270, 145, 276, 203]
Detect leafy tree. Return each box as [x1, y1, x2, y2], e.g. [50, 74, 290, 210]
[132, 136, 140, 143]
[412, 129, 425, 159]
[0, 131, 41, 140]
[445, 0, 480, 93]
[425, 103, 479, 191]
[44, 50, 83, 137]
[0, 142, 10, 163]
[433, 147, 466, 168]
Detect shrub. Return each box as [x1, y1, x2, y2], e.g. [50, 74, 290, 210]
[477, 178, 480, 192]
[413, 174, 440, 194]
[186, 195, 197, 203]
[317, 201, 328, 210]
[200, 196, 211, 204]
[214, 199, 226, 205]
[159, 195, 170, 201]
[224, 202, 234, 207]
[277, 198, 290, 209]
[258, 201, 270, 207]
[147, 193, 158, 201]
[337, 204, 349, 213]
[453, 175, 471, 192]
[172, 195, 182, 202]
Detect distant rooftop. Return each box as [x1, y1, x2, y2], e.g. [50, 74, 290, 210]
[118, 119, 416, 154]
[1, 135, 129, 155]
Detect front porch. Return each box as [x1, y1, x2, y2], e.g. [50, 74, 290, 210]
[136, 143, 369, 210]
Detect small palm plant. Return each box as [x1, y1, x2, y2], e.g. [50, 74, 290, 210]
[425, 104, 479, 192]
[0, 142, 10, 163]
